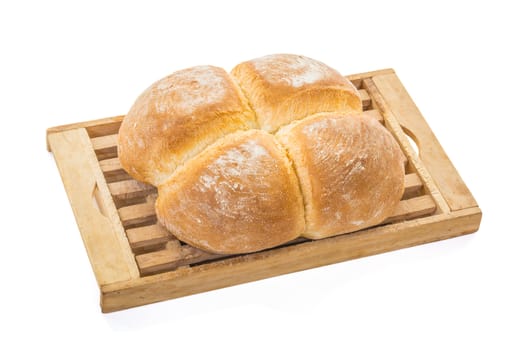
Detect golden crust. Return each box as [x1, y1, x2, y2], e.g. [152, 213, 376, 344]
[118, 65, 256, 186]
[276, 112, 405, 239]
[119, 54, 406, 254]
[231, 54, 361, 132]
[155, 130, 305, 254]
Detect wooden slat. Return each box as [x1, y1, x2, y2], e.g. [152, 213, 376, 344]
[99, 157, 130, 182]
[47, 128, 139, 284]
[370, 73, 478, 211]
[92, 134, 118, 150]
[108, 179, 155, 202]
[177, 245, 225, 266]
[118, 202, 156, 228]
[99, 157, 122, 173]
[136, 241, 224, 276]
[86, 120, 122, 138]
[46, 115, 123, 151]
[385, 195, 436, 224]
[346, 68, 395, 89]
[358, 89, 371, 109]
[91, 134, 118, 160]
[135, 241, 183, 275]
[403, 173, 423, 199]
[127, 224, 171, 250]
[101, 207, 481, 312]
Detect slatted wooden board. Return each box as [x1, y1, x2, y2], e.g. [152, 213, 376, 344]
[47, 69, 481, 312]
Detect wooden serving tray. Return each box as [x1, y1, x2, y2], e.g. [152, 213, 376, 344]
[47, 69, 481, 312]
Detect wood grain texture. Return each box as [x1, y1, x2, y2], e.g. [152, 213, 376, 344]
[46, 115, 123, 151]
[136, 242, 223, 276]
[118, 200, 157, 228]
[101, 207, 481, 312]
[126, 224, 170, 250]
[48, 129, 139, 285]
[345, 68, 395, 88]
[108, 179, 155, 203]
[371, 73, 478, 211]
[403, 173, 423, 199]
[358, 89, 371, 109]
[363, 78, 451, 214]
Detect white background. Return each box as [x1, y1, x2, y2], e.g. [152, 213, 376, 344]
[1, 1, 523, 348]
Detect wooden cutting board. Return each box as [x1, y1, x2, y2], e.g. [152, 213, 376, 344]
[47, 69, 481, 312]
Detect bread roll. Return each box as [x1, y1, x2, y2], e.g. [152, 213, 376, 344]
[231, 54, 361, 132]
[156, 129, 305, 254]
[276, 112, 405, 239]
[118, 65, 256, 186]
[118, 54, 406, 254]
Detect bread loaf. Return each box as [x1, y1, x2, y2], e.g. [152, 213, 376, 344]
[118, 54, 405, 254]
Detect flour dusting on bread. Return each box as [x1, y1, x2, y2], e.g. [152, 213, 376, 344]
[231, 54, 361, 132]
[119, 54, 405, 254]
[152, 65, 228, 114]
[155, 130, 305, 254]
[252, 54, 336, 88]
[276, 112, 405, 239]
[118, 64, 256, 186]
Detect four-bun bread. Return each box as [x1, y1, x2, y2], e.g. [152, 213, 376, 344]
[118, 54, 405, 254]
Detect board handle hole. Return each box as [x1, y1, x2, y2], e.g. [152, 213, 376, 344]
[92, 183, 109, 218]
[402, 126, 420, 157]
